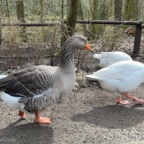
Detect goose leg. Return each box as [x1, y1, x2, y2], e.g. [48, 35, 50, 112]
[117, 96, 131, 105]
[18, 110, 26, 119]
[124, 94, 144, 103]
[34, 112, 51, 124]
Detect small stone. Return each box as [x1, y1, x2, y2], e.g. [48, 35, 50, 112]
[76, 71, 87, 88]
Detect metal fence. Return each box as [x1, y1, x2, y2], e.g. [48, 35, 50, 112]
[0, 18, 143, 55]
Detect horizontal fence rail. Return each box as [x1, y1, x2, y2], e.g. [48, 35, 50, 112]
[2, 20, 142, 26]
[1, 22, 60, 27]
[71, 20, 143, 25]
[0, 18, 143, 55]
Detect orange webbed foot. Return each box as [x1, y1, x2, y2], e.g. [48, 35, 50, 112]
[34, 112, 51, 124]
[132, 97, 144, 103]
[34, 117, 51, 124]
[18, 110, 26, 119]
[117, 100, 131, 105]
[124, 94, 144, 103]
[117, 96, 131, 105]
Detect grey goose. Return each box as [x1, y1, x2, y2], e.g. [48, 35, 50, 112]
[0, 35, 93, 124]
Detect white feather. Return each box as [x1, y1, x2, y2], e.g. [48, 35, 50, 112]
[0, 74, 25, 111]
[86, 61, 144, 96]
[0, 74, 7, 79]
[0, 92, 25, 110]
[0, 74, 7, 99]
[93, 51, 132, 68]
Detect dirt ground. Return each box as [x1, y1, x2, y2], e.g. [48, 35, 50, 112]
[1, 36, 144, 144]
[1, 83, 144, 144]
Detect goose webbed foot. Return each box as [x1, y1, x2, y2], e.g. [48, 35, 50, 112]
[117, 96, 131, 105]
[34, 112, 51, 124]
[124, 94, 144, 103]
[18, 110, 26, 119]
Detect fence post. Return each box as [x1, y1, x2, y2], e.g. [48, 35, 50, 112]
[133, 21, 142, 55]
[0, 17, 1, 45]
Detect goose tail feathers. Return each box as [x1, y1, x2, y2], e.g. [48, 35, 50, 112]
[86, 74, 99, 80]
[0, 74, 7, 99]
[0, 74, 7, 79]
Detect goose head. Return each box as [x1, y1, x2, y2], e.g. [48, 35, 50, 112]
[61, 35, 93, 68]
[64, 35, 93, 52]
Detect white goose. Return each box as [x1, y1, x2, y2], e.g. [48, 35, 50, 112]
[0, 35, 93, 124]
[93, 51, 132, 68]
[86, 61, 144, 105]
[0, 74, 7, 99]
[0, 74, 7, 79]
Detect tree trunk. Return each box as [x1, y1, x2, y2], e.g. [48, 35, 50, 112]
[114, 0, 122, 20]
[78, 0, 84, 19]
[61, 0, 79, 45]
[109, 0, 114, 19]
[134, 0, 138, 20]
[40, 0, 44, 23]
[61, 0, 64, 19]
[16, 0, 27, 42]
[92, 0, 99, 36]
[78, 0, 87, 32]
[125, 0, 130, 20]
[40, 0, 46, 42]
[100, 0, 107, 20]
[124, 0, 138, 20]
[138, 0, 141, 20]
[5, 0, 10, 21]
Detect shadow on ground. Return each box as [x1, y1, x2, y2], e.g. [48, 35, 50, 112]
[0, 119, 53, 144]
[71, 105, 144, 129]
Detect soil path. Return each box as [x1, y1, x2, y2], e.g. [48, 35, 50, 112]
[0, 84, 144, 144]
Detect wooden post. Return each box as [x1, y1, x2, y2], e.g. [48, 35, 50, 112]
[133, 21, 142, 55]
[0, 17, 1, 45]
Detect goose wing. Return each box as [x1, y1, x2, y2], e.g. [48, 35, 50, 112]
[0, 65, 55, 98]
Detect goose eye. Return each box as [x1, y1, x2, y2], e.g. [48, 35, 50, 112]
[81, 39, 84, 42]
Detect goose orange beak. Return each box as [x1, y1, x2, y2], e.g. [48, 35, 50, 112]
[85, 43, 93, 51]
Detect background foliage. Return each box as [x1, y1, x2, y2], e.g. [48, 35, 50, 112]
[0, 0, 143, 70]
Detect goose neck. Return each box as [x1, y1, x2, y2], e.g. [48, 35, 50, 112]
[60, 45, 74, 69]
